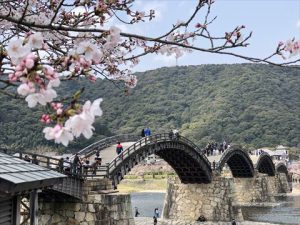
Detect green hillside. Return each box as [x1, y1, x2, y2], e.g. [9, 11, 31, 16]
[1, 64, 300, 152]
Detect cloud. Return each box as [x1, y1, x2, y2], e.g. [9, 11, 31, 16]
[154, 54, 177, 66]
[297, 20, 300, 28]
[135, 0, 167, 22]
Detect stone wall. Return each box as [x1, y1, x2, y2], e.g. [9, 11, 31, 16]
[276, 173, 290, 193]
[38, 179, 134, 225]
[233, 174, 275, 203]
[162, 175, 243, 222]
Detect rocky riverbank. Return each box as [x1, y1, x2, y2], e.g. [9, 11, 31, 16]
[134, 217, 279, 225]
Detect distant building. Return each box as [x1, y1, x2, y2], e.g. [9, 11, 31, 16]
[256, 145, 289, 164]
[273, 145, 289, 162]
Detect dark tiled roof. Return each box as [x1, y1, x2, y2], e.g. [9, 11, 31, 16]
[0, 152, 66, 194]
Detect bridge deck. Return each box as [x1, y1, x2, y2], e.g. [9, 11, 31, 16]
[5, 134, 287, 198]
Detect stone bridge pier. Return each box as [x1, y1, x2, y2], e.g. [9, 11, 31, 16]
[162, 171, 290, 222]
[38, 179, 134, 225]
[162, 174, 243, 222]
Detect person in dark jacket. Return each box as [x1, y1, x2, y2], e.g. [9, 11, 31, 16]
[153, 216, 157, 225]
[141, 128, 145, 137]
[73, 153, 81, 174]
[231, 219, 237, 225]
[32, 154, 39, 165]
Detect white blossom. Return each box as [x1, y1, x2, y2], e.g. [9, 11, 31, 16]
[7, 39, 30, 64]
[65, 115, 94, 138]
[65, 98, 103, 139]
[76, 41, 103, 62]
[25, 88, 57, 107]
[25, 93, 44, 108]
[43, 125, 74, 146]
[48, 78, 61, 88]
[28, 32, 44, 49]
[17, 83, 32, 96]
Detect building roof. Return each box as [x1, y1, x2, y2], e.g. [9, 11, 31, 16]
[0, 152, 66, 194]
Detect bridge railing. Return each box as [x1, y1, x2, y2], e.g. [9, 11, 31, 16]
[77, 134, 140, 158]
[1, 133, 210, 180]
[13, 152, 84, 178]
[104, 133, 211, 177]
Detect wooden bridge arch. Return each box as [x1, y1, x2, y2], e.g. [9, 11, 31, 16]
[217, 146, 254, 178]
[256, 152, 275, 176]
[275, 162, 288, 175]
[105, 134, 212, 188]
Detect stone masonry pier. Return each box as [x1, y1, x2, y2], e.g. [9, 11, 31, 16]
[162, 172, 290, 222]
[162, 175, 243, 222]
[38, 179, 134, 225]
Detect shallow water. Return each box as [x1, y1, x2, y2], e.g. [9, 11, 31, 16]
[131, 193, 300, 224]
[131, 192, 165, 218]
[242, 195, 300, 225]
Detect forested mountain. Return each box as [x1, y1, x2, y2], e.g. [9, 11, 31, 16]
[1, 64, 300, 152]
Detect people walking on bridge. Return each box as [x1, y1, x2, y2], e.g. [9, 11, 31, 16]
[83, 158, 90, 175]
[173, 129, 179, 140]
[32, 154, 39, 165]
[116, 142, 124, 159]
[141, 128, 145, 137]
[72, 153, 82, 174]
[95, 149, 100, 159]
[64, 157, 71, 174]
[24, 155, 31, 162]
[58, 157, 64, 173]
[91, 159, 100, 175]
[144, 127, 151, 137]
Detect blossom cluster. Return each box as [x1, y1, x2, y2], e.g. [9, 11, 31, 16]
[43, 98, 103, 146]
[282, 39, 300, 58]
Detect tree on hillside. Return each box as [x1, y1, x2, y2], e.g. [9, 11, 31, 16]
[0, 0, 299, 146]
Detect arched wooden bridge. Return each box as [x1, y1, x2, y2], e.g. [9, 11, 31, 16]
[11, 133, 288, 198]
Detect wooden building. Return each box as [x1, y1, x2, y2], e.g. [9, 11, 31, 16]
[0, 152, 66, 225]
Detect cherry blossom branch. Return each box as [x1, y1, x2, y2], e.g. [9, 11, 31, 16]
[0, 0, 298, 146]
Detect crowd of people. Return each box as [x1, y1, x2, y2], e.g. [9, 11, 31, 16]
[141, 127, 151, 137]
[56, 152, 102, 176]
[249, 149, 265, 156]
[204, 141, 230, 156]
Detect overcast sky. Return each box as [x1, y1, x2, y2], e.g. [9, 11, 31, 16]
[115, 0, 300, 72]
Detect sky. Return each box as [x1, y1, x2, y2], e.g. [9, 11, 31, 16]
[113, 0, 300, 72]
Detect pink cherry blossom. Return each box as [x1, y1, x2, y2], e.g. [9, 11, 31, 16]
[25, 58, 35, 69]
[40, 114, 51, 124]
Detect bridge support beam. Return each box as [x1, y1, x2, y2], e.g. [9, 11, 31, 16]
[162, 175, 243, 222]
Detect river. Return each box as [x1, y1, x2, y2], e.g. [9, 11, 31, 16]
[131, 193, 300, 224]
